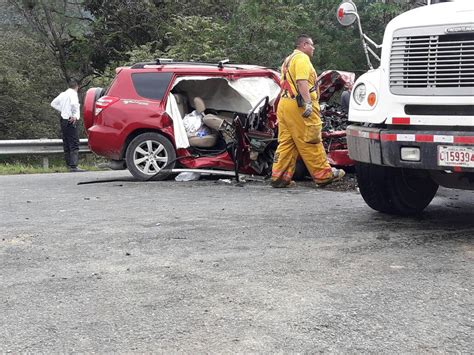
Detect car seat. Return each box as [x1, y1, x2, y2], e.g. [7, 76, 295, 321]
[199, 102, 236, 144]
[173, 93, 188, 118]
[187, 97, 218, 148]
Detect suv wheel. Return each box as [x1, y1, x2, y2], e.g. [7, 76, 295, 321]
[125, 132, 176, 181]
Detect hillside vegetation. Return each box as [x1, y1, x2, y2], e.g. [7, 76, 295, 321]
[0, 0, 416, 139]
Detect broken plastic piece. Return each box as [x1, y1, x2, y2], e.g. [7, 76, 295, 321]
[175, 172, 201, 181]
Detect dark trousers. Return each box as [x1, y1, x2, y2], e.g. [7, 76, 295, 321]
[60, 118, 80, 168]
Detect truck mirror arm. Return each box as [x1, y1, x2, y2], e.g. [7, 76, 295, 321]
[353, 11, 381, 69]
[366, 45, 381, 63]
[362, 33, 382, 50]
[337, 1, 381, 70]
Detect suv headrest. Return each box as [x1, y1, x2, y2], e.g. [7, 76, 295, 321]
[193, 97, 206, 114]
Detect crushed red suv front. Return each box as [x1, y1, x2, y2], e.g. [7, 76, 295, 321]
[83, 60, 353, 181]
[319, 70, 355, 167]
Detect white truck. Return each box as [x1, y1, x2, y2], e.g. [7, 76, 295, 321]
[337, 0, 474, 215]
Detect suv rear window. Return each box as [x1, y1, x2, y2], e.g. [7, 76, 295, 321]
[131, 72, 173, 100]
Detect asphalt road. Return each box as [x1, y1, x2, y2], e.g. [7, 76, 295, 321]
[1, 171, 473, 353]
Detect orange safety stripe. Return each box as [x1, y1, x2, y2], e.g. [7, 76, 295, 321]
[272, 167, 292, 174]
[281, 53, 298, 98]
[280, 52, 317, 99]
[271, 171, 292, 178]
[312, 167, 332, 180]
[271, 169, 293, 181]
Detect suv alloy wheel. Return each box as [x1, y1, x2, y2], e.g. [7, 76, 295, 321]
[125, 132, 176, 180]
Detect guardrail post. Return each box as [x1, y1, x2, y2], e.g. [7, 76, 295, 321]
[42, 157, 49, 169]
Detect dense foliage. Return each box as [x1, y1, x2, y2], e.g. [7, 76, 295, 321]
[0, 0, 416, 139]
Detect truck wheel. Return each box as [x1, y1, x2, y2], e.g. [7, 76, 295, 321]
[125, 132, 176, 181]
[356, 163, 438, 215]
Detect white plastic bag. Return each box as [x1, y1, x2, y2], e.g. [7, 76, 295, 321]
[183, 110, 204, 136]
[175, 172, 201, 181]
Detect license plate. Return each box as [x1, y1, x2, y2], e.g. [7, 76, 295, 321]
[437, 145, 474, 168]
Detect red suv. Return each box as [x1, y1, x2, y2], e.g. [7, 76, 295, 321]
[83, 59, 352, 181]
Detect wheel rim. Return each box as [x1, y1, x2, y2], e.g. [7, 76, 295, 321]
[133, 139, 168, 175]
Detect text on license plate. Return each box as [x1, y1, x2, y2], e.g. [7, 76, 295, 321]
[437, 145, 474, 168]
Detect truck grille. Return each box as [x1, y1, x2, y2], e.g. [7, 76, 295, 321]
[390, 28, 474, 96]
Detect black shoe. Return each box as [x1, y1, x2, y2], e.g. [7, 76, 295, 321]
[270, 179, 296, 188]
[69, 167, 86, 172]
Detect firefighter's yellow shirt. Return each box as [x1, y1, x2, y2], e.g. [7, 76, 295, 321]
[281, 49, 319, 111]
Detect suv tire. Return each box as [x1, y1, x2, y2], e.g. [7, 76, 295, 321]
[126, 132, 176, 181]
[356, 162, 438, 215]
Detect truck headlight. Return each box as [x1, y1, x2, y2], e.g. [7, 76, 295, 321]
[353, 84, 366, 105]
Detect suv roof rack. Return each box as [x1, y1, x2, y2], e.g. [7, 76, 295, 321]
[217, 59, 230, 68]
[130, 58, 246, 70]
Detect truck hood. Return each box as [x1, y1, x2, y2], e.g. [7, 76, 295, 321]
[385, 1, 474, 38]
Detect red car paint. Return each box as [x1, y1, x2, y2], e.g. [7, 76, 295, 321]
[318, 70, 356, 168]
[83, 62, 353, 180]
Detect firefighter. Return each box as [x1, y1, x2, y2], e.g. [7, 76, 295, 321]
[271, 34, 345, 188]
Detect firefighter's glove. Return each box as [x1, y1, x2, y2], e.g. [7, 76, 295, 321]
[302, 102, 312, 118]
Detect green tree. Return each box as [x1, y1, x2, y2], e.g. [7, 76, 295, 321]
[0, 29, 63, 139]
[225, 0, 415, 73]
[83, 0, 237, 72]
[83, 0, 164, 72]
[1, 0, 422, 140]
[164, 15, 227, 61]
[7, 0, 92, 84]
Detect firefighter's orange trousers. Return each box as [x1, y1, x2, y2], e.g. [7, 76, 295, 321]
[271, 97, 332, 184]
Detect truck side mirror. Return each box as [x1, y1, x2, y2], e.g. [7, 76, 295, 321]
[337, 1, 358, 27]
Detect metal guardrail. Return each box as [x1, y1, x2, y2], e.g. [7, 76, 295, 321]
[0, 139, 90, 168]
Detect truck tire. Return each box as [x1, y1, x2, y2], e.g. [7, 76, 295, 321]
[126, 132, 176, 181]
[355, 163, 438, 215]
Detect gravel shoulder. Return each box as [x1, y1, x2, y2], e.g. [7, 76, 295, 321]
[1, 171, 473, 353]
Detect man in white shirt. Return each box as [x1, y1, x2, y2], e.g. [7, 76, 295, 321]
[50, 79, 85, 172]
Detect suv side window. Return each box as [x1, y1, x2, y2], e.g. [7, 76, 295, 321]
[131, 72, 173, 100]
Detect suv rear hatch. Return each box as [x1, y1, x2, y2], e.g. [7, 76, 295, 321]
[83, 87, 106, 133]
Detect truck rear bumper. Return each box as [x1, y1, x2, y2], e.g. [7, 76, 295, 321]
[346, 125, 474, 172]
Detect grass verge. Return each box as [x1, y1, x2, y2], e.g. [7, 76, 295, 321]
[0, 154, 107, 175]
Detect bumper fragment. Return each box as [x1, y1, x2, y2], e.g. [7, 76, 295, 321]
[322, 130, 354, 167]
